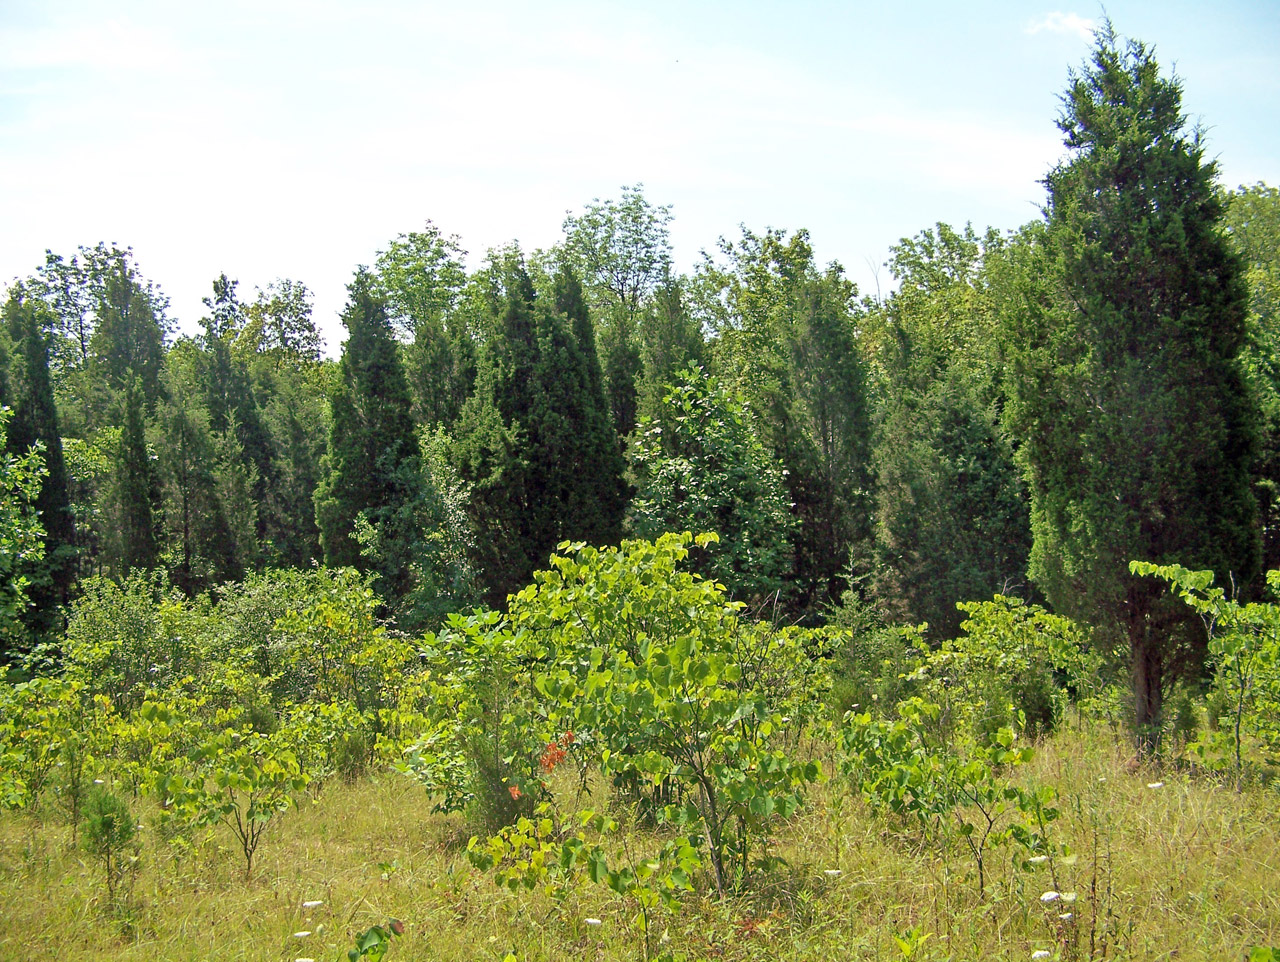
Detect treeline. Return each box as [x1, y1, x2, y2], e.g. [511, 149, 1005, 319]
[2, 29, 1280, 741]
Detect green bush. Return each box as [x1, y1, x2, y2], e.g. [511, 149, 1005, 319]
[81, 784, 136, 904]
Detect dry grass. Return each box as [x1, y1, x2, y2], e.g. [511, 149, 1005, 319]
[2, 723, 1278, 962]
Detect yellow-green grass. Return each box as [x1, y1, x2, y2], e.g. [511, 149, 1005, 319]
[2, 723, 1277, 962]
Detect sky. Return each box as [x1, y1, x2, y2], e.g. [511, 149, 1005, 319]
[1, 0, 1277, 353]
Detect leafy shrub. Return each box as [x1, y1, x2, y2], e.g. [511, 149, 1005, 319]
[64, 572, 211, 714]
[152, 725, 309, 880]
[406, 609, 543, 830]
[1132, 561, 1280, 784]
[511, 533, 824, 895]
[841, 698, 1059, 896]
[924, 596, 1093, 741]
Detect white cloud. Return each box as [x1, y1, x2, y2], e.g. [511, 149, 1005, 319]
[1025, 12, 1096, 42]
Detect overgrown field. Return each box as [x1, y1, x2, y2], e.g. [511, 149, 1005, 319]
[2, 728, 1277, 962]
[3, 536, 1280, 961]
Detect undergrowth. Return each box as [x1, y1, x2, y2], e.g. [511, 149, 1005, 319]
[1, 722, 1276, 962]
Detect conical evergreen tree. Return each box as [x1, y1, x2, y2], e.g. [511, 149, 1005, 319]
[114, 379, 159, 575]
[315, 270, 420, 590]
[0, 289, 76, 639]
[1002, 25, 1258, 748]
[550, 267, 627, 544]
[453, 255, 627, 606]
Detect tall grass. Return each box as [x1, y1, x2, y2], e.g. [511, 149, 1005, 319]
[1, 722, 1277, 961]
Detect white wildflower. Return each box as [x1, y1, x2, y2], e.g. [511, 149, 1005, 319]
[1059, 912, 1074, 921]
[584, 917, 603, 926]
[823, 869, 843, 877]
[302, 900, 323, 909]
[1040, 891, 1060, 903]
[293, 931, 311, 938]
[1147, 781, 1164, 789]
[1028, 855, 1049, 865]
[1032, 952, 1052, 961]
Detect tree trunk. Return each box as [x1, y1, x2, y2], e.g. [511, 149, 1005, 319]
[1128, 602, 1165, 756]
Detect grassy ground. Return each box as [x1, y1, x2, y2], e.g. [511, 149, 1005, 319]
[1, 723, 1277, 962]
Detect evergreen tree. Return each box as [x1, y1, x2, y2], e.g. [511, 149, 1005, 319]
[698, 227, 873, 614]
[314, 270, 419, 596]
[257, 364, 327, 566]
[869, 224, 1031, 638]
[157, 344, 236, 593]
[548, 267, 627, 544]
[452, 253, 626, 606]
[635, 276, 706, 424]
[199, 275, 274, 517]
[1002, 26, 1258, 748]
[0, 288, 76, 639]
[89, 256, 168, 412]
[112, 379, 160, 576]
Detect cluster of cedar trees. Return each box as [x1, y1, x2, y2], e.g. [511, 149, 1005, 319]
[2, 28, 1279, 742]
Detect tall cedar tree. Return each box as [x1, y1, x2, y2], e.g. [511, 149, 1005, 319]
[1003, 26, 1258, 748]
[0, 290, 76, 640]
[115, 379, 160, 575]
[452, 255, 625, 606]
[870, 225, 1030, 639]
[90, 259, 167, 412]
[200, 275, 274, 510]
[701, 228, 873, 615]
[158, 346, 237, 593]
[314, 270, 419, 582]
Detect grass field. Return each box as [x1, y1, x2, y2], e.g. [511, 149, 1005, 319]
[2, 722, 1277, 962]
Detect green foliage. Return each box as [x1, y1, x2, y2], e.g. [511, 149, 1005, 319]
[347, 919, 404, 962]
[561, 184, 675, 438]
[374, 221, 473, 427]
[1002, 25, 1258, 746]
[242, 277, 323, 367]
[0, 676, 80, 811]
[157, 342, 240, 591]
[404, 608, 544, 828]
[944, 596, 1098, 740]
[1, 288, 76, 645]
[110, 379, 160, 576]
[629, 369, 795, 602]
[695, 226, 873, 614]
[468, 805, 700, 961]
[63, 571, 206, 714]
[837, 597, 1090, 894]
[315, 268, 420, 586]
[513, 534, 825, 895]
[1225, 183, 1280, 570]
[270, 566, 419, 760]
[81, 784, 136, 903]
[153, 725, 308, 880]
[867, 224, 1030, 638]
[0, 407, 47, 656]
[451, 252, 626, 606]
[1131, 561, 1280, 784]
[841, 702, 1058, 897]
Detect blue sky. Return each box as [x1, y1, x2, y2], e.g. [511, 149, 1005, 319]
[1, 0, 1277, 351]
